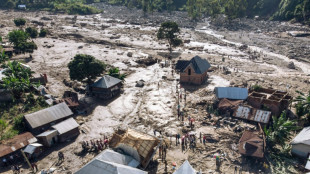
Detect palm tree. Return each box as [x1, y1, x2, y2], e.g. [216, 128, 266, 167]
[264, 112, 299, 148]
[294, 90, 310, 118]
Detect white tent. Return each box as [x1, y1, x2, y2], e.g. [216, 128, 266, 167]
[173, 160, 196, 174]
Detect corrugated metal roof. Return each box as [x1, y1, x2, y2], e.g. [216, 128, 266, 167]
[180, 56, 211, 74]
[24, 102, 73, 129]
[91, 75, 122, 89]
[52, 117, 79, 135]
[36, 130, 58, 137]
[215, 87, 248, 100]
[23, 143, 43, 154]
[291, 126, 310, 146]
[75, 149, 146, 174]
[234, 106, 271, 124]
[75, 159, 147, 174]
[0, 132, 37, 158]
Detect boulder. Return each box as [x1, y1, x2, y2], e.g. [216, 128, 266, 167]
[127, 52, 133, 57]
[287, 61, 295, 69]
[135, 80, 144, 87]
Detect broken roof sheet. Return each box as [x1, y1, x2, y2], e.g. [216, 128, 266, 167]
[215, 87, 248, 100]
[291, 126, 310, 146]
[234, 106, 271, 124]
[52, 117, 79, 135]
[24, 102, 73, 129]
[91, 75, 122, 89]
[218, 98, 243, 110]
[173, 160, 196, 174]
[0, 132, 37, 158]
[110, 129, 160, 168]
[239, 131, 264, 158]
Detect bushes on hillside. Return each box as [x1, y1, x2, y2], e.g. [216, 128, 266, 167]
[14, 18, 26, 26]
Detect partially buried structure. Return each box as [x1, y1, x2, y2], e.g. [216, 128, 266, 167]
[109, 128, 160, 169]
[75, 149, 147, 174]
[238, 130, 265, 158]
[89, 75, 122, 99]
[0, 132, 37, 166]
[24, 102, 73, 134]
[176, 56, 211, 85]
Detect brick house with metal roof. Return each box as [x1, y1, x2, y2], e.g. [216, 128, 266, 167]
[176, 56, 211, 85]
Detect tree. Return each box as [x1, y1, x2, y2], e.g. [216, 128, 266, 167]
[68, 54, 105, 84]
[108, 67, 126, 80]
[25, 27, 38, 38]
[14, 18, 26, 26]
[8, 30, 38, 54]
[224, 0, 248, 20]
[157, 21, 182, 55]
[1, 61, 34, 99]
[39, 28, 48, 37]
[0, 35, 8, 63]
[0, 119, 7, 140]
[264, 112, 299, 149]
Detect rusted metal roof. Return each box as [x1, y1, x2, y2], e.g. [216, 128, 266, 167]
[24, 102, 73, 129]
[218, 98, 243, 111]
[239, 130, 264, 158]
[234, 106, 271, 124]
[0, 132, 37, 158]
[52, 117, 79, 135]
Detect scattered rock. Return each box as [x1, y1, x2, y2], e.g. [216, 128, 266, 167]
[127, 52, 133, 57]
[135, 80, 144, 87]
[287, 61, 295, 69]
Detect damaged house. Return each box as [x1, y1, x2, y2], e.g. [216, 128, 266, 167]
[176, 56, 211, 85]
[0, 132, 37, 166]
[109, 128, 160, 169]
[247, 88, 292, 116]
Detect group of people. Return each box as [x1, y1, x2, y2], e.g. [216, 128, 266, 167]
[81, 137, 109, 152]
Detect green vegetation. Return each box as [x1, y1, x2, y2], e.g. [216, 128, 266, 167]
[68, 54, 106, 84]
[1, 61, 37, 99]
[0, 119, 7, 140]
[104, 0, 310, 24]
[8, 29, 38, 53]
[264, 112, 300, 173]
[108, 67, 126, 80]
[0, 36, 9, 63]
[39, 28, 48, 37]
[157, 21, 182, 54]
[0, 0, 102, 15]
[294, 90, 310, 125]
[13, 18, 26, 26]
[25, 27, 38, 38]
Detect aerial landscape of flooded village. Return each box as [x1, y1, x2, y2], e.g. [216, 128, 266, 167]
[0, 0, 310, 174]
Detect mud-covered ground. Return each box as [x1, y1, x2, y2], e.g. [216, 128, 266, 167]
[0, 4, 309, 174]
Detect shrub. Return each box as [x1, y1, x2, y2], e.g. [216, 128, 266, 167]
[14, 18, 26, 26]
[39, 28, 48, 37]
[25, 27, 38, 38]
[13, 115, 25, 132]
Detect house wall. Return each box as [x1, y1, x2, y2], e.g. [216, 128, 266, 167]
[37, 134, 58, 147]
[180, 65, 208, 85]
[292, 144, 310, 158]
[91, 84, 122, 100]
[58, 128, 80, 142]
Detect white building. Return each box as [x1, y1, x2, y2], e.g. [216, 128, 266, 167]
[291, 126, 310, 158]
